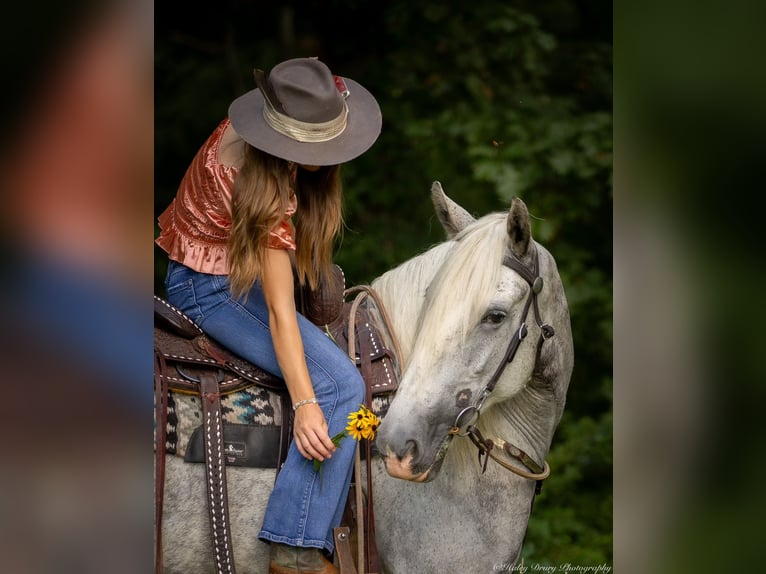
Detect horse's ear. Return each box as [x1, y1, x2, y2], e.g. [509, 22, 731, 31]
[507, 197, 531, 257]
[431, 181, 475, 238]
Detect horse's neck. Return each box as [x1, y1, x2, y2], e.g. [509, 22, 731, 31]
[443, 383, 558, 489]
[496, 384, 559, 461]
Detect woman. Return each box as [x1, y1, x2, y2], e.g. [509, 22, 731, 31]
[156, 58, 381, 574]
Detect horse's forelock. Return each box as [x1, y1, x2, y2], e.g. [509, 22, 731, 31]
[413, 214, 509, 360]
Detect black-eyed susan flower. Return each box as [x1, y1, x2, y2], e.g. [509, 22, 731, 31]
[346, 405, 378, 438]
[346, 421, 365, 441]
[361, 421, 378, 440]
[312, 405, 380, 472]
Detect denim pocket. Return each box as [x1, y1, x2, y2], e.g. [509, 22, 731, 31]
[165, 269, 203, 325]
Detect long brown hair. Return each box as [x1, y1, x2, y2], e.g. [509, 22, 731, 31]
[227, 144, 342, 299]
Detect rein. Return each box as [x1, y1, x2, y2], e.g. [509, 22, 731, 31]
[449, 247, 554, 482]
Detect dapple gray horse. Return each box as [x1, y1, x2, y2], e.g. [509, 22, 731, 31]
[161, 183, 574, 573]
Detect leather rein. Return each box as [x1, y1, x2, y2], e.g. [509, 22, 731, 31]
[448, 247, 554, 482]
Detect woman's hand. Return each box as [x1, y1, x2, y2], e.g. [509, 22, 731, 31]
[292, 402, 337, 461]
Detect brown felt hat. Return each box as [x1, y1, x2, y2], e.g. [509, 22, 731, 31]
[228, 58, 382, 166]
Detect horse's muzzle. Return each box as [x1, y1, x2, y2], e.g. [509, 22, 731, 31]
[381, 445, 432, 482]
[378, 430, 454, 483]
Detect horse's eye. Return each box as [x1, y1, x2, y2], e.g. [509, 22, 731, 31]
[481, 311, 506, 325]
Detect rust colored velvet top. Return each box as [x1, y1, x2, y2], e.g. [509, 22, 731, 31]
[156, 119, 296, 275]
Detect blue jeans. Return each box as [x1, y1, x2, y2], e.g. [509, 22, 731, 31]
[165, 260, 365, 553]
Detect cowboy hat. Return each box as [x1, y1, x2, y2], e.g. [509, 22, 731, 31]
[228, 58, 382, 166]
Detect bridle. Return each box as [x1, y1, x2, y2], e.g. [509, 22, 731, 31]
[449, 246, 555, 483]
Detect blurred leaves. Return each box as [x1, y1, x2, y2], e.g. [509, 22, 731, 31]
[522, 410, 613, 565]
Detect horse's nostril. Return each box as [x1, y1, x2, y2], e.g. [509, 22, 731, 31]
[387, 439, 418, 463]
[400, 440, 417, 461]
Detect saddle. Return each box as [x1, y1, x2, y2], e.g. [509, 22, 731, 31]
[154, 265, 401, 574]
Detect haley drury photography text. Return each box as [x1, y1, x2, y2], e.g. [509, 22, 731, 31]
[494, 563, 613, 573]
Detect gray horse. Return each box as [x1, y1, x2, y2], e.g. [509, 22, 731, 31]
[161, 183, 574, 573]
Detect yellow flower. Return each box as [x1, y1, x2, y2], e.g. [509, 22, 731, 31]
[312, 405, 380, 473]
[345, 405, 379, 441]
[346, 421, 365, 441]
[361, 419, 379, 440]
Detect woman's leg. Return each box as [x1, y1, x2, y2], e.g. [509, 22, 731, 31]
[165, 261, 365, 553]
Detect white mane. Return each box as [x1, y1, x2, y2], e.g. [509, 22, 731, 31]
[372, 213, 509, 363]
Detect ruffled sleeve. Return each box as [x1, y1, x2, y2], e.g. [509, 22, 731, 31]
[154, 121, 237, 275]
[267, 220, 296, 250]
[266, 192, 297, 250]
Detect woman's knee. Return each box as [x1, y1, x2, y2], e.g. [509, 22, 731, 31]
[340, 362, 366, 405]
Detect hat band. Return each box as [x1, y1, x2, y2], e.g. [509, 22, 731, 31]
[263, 99, 348, 143]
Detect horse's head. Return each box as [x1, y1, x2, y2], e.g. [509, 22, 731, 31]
[375, 183, 573, 482]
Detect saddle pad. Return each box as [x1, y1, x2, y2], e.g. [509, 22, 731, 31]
[165, 384, 395, 463]
[165, 385, 284, 458]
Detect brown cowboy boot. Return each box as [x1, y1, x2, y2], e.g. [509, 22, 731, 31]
[268, 542, 339, 574]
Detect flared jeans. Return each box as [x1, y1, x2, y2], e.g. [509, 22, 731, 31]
[165, 260, 365, 553]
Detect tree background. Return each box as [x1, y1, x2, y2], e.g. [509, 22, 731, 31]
[156, 0, 612, 566]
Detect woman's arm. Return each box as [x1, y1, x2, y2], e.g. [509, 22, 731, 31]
[261, 247, 336, 462]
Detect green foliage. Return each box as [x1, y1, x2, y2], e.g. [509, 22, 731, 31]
[522, 410, 613, 565]
[156, 0, 612, 564]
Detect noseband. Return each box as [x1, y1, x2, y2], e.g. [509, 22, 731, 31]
[449, 247, 554, 482]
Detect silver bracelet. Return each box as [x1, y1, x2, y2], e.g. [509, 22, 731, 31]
[292, 397, 318, 411]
